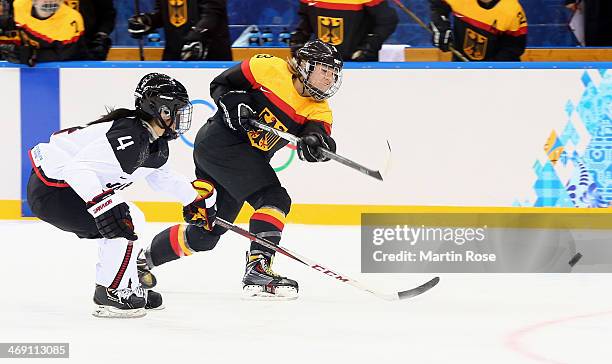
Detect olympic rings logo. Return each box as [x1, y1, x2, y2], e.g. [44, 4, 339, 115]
[180, 99, 297, 173]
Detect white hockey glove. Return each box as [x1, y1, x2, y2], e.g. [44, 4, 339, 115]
[87, 190, 138, 240]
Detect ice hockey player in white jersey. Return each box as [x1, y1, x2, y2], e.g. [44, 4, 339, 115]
[26, 73, 217, 318]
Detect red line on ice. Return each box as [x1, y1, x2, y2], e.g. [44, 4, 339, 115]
[505, 309, 612, 364]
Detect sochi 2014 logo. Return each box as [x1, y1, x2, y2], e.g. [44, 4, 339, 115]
[179, 99, 296, 173]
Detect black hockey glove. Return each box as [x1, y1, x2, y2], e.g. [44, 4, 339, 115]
[0, 43, 35, 66]
[351, 34, 380, 61]
[218, 91, 258, 133]
[183, 179, 217, 231]
[128, 14, 153, 39]
[181, 26, 208, 60]
[430, 15, 453, 52]
[297, 121, 336, 162]
[86, 190, 138, 241]
[89, 32, 111, 60]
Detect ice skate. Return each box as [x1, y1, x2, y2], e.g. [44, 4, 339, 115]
[133, 285, 165, 310]
[92, 284, 146, 318]
[145, 289, 164, 310]
[242, 253, 298, 300]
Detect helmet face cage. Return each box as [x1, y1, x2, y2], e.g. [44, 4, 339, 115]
[135, 73, 192, 140]
[154, 97, 193, 139]
[171, 100, 193, 136]
[296, 60, 342, 102]
[33, 0, 61, 16]
[292, 40, 343, 101]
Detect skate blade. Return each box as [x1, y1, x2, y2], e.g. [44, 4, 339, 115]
[242, 285, 298, 301]
[92, 305, 147, 318]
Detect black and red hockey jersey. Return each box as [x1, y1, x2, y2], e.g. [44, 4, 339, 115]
[293, 0, 398, 61]
[431, 0, 528, 61]
[0, 0, 87, 62]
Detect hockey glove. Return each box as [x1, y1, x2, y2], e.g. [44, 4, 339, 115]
[430, 15, 453, 52]
[86, 190, 138, 241]
[128, 14, 153, 39]
[183, 179, 217, 231]
[351, 34, 380, 61]
[297, 121, 336, 162]
[0, 44, 35, 66]
[218, 91, 258, 133]
[89, 32, 111, 60]
[181, 27, 208, 60]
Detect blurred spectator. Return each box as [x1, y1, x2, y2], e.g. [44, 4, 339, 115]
[65, 0, 116, 60]
[565, 0, 612, 46]
[289, 0, 398, 61]
[0, 0, 11, 33]
[127, 0, 231, 61]
[0, 0, 85, 65]
[429, 0, 527, 61]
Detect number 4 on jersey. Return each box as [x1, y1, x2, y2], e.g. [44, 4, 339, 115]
[116, 136, 134, 151]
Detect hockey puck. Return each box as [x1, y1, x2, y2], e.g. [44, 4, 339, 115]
[568, 253, 583, 267]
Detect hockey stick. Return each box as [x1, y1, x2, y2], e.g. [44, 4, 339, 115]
[134, 0, 145, 61]
[215, 217, 440, 301]
[250, 119, 389, 181]
[390, 0, 470, 62]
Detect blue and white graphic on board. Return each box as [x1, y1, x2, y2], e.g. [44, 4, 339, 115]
[518, 70, 612, 207]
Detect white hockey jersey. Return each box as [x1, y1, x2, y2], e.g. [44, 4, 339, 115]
[29, 117, 197, 205]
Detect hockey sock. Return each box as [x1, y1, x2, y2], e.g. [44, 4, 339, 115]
[149, 224, 193, 266]
[249, 207, 286, 258]
[96, 238, 139, 289]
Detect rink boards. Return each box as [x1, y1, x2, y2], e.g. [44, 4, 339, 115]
[1, 61, 611, 222]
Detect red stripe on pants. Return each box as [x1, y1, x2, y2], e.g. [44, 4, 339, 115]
[110, 242, 133, 289]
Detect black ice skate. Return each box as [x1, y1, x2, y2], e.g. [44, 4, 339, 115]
[137, 249, 157, 289]
[242, 253, 299, 300]
[92, 284, 146, 318]
[133, 286, 165, 310]
[146, 290, 164, 310]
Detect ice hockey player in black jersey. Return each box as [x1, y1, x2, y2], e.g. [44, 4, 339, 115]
[138, 40, 343, 300]
[429, 0, 528, 61]
[0, 0, 86, 65]
[127, 0, 231, 61]
[289, 0, 398, 61]
[26, 73, 217, 318]
[64, 0, 117, 60]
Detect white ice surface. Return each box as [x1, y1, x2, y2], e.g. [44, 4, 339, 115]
[1, 220, 611, 364]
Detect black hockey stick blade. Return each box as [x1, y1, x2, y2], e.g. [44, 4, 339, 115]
[319, 148, 384, 181]
[396, 276, 440, 300]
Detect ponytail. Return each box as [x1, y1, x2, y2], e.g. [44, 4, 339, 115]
[87, 108, 151, 126]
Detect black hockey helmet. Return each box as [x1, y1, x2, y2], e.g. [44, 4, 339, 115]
[134, 73, 193, 140]
[289, 39, 343, 101]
